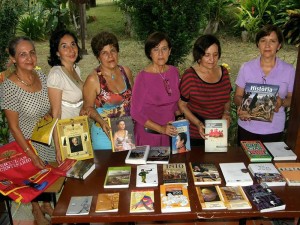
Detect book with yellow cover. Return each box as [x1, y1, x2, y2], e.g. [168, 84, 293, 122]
[95, 193, 119, 213]
[31, 114, 58, 145]
[220, 186, 252, 210]
[56, 116, 93, 161]
[275, 162, 300, 186]
[196, 186, 226, 210]
[130, 189, 154, 213]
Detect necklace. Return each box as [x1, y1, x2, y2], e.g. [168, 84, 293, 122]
[15, 72, 34, 87]
[62, 66, 81, 84]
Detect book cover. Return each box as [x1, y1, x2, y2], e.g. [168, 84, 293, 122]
[104, 166, 131, 188]
[240, 83, 279, 122]
[136, 164, 158, 187]
[241, 140, 272, 162]
[95, 193, 119, 213]
[146, 146, 170, 164]
[65, 160, 96, 180]
[125, 145, 150, 165]
[219, 162, 253, 186]
[204, 119, 228, 152]
[66, 196, 93, 215]
[160, 184, 191, 213]
[56, 116, 94, 161]
[263, 142, 297, 161]
[275, 162, 300, 186]
[163, 163, 188, 185]
[242, 184, 285, 212]
[248, 163, 286, 187]
[130, 189, 155, 213]
[31, 114, 58, 145]
[220, 186, 252, 210]
[108, 116, 136, 152]
[196, 186, 226, 210]
[171, 120, 191, 154]
[189, 162, 221, 185]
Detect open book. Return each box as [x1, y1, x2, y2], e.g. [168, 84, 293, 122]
[31, 114, 58, 145]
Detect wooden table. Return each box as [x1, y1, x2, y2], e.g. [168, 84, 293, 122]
[51, 146, 300, 224]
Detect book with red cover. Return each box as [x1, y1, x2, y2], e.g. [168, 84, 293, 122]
[241, 140, 272, 162]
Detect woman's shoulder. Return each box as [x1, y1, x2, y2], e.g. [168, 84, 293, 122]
[277, 57, 295, 71]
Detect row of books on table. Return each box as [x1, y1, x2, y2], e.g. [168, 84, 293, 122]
[66, 182, 285, 215]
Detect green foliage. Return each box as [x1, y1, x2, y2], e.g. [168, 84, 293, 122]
[18, 3, 46, 40]
[115, 0, 204, 66]
[228, 91, 238, 146]
[0, 109, 9, 145]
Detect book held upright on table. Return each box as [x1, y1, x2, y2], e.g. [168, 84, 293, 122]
[108, 116, 136, 152]
[171, 120, 191, 154]
[56, 116, 93, 161]
[204, 119, 227, 152]
[240, 83, 279, 122]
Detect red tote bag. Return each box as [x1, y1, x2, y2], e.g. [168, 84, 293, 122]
[0, 141, 61, 203]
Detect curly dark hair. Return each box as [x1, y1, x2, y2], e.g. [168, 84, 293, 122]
[48, 30, 82, 67]
[91, 31, 119, 58]
[193, 34, 221, 62]
[144, 31, 171, 60]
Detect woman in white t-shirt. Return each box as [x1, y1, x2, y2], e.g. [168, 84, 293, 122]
[47, 30, 83, 163]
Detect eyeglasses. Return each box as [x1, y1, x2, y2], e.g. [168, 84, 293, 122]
[163, 78, 172, 96]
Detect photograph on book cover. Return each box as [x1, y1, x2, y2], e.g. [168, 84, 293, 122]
[108, 116, 136, 152]
[240, 83, 279, 122]
[56, 116, 93, 161]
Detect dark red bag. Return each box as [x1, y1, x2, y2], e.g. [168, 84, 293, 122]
[0, 141, 61, 203]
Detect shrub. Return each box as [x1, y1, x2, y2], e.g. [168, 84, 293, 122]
[115, 0, 204, 66]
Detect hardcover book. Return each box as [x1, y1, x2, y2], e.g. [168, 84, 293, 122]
[31, 114, 58, 145]
[219, 162, 253, 186]
[263, 142, 297, 161]
[66, 196, 93, 215]
[196, 186, 226, 210]
[160, 184, 191, 213]
[171, 120, 191, 154]
[104, 166, 131, 188]
[241, 140, 272, 162]
[204, 119, 228, 152]
[240, 83, 279, 122]
[95, 193, 119, 213]
[189, 162, 221, 185]
[56, 116, 94, 161]
[242, 184, 285, 212]
[108, 116, 136, 152]
[248, 163, 286, 186]
[66, 160, 95, 180]
[130, 189, 155, 213]
[146, 146, 170, 164]
[275, 162, 300, 186]
[220, 186, 252, 210]
[125, 145, 150, 165]
[163, 163, 188, 185]
[136, 164, 158, 187]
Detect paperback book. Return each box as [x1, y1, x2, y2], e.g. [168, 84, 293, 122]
[275, 162, 300, 186]
[95, 193, 119, 213]
[263, 142, 297, 161]
[66, 196, 93, 215]
[196, 186, 226, 210]
[171, 119, 191, 154]
[242, 184, 285, 212]
[130, 189, 155, 213]
[104, 166, 131, 188]
[240, 83, 279, 122]
[31, 114, 58, 145]
[204, 119, 228, 152]
[241, 140, 272, 162]
[57, 158, 95, 180]
[146, 146, 170, 164]
[189, 162, 221, 185]
[108, 116, 136, 152]
[56, 116, 94, 161]
[219, 162, 253, 186]
[163, 163, 188, 185]
[248, 163, 286, 186]
[125, 145, 150, 164]
[220, 186, 252, 210]
[160, 184, 191, 213]
[136, 164, 158, 187]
